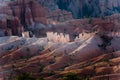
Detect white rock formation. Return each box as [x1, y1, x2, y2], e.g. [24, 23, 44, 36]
[46, 32, 70, 43]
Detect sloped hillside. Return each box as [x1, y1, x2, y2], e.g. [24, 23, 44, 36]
[0, 30, 120, 80]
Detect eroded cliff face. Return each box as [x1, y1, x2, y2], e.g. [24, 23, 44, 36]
[0, 0, 47, 36]
[57, 0, 120, 18]
[0, 0, 74, 37]
[0, 0, 120, 37]
[36, 0, 73, 23]
[37, 0, 120, 18]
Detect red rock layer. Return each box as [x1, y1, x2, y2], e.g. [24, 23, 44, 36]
[0, 0, 47, 36]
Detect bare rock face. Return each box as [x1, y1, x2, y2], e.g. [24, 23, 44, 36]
[10, 0, 47, 25]
[0, 32, 120, 79]
[0, 14, 24, 36]
[59, 0, 120, 18]
[36, 0, 58, 11]
[0, 0, 47, 36]
[36, 0, 73, 22]
[38, 0, 120, 18]
[46, 9, 72, 23]
[0, 1, 120, 80]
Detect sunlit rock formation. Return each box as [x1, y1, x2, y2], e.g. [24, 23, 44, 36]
[0, 24, 120, 79]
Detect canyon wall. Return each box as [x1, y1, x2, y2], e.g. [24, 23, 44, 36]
[0, 0, 47, 36]
[37, 0, 120, 18]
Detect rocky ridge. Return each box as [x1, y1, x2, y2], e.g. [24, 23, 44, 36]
[0, 28, 120, 79]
